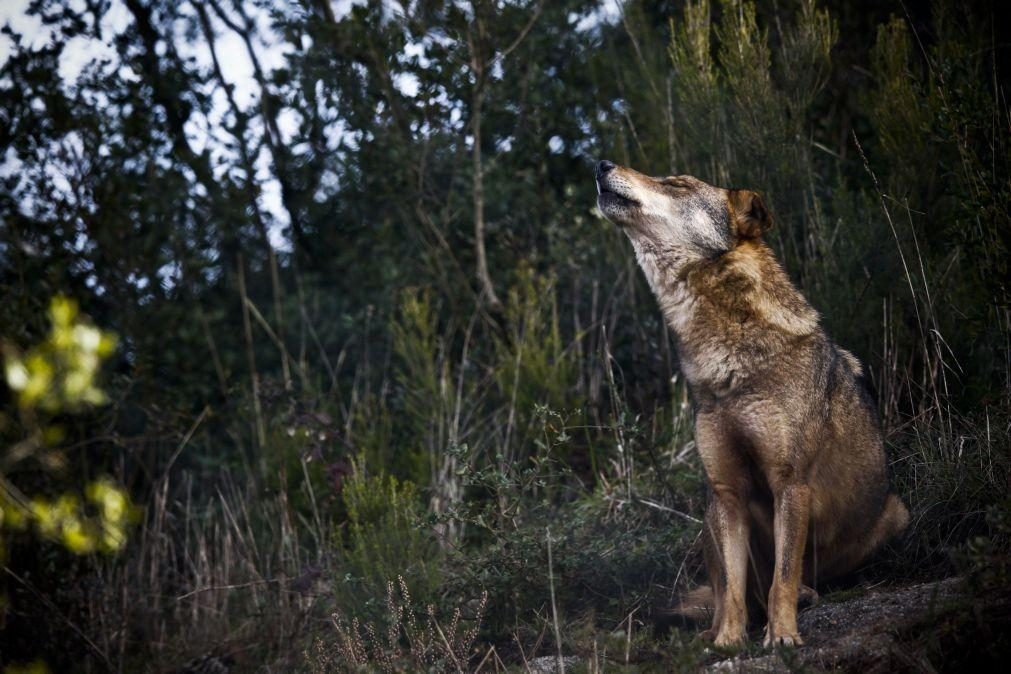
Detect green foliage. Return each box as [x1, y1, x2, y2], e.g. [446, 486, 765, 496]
[390, 288, 452, 484]
[337, 467, 441, 620]
[2, 661, 50, 674]
[431, 395, 705, 650]
[19, 478, 136, 555]
[259, 400, 344, 522]
[347, 394, 399, 482]
[868, 16, 934, 196]
[494, 266, 583, 455]
[716, 0, 777, 151]
[0, 295, 135, 673]
[668, 0, 720, 164]
[861, 7, 1009, 403]
[778, 0, 837, 114]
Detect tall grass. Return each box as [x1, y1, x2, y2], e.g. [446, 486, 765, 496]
[85, 471, 327, 670]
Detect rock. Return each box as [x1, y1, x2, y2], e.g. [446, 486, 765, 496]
[526, 655, 581, 673]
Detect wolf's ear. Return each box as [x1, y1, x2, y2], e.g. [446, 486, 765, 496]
[729, 190, 773, 239]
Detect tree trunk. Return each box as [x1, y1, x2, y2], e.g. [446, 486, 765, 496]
[471, 83, 503, 313]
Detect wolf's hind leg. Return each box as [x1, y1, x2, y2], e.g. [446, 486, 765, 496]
[820, 494, 909, 579]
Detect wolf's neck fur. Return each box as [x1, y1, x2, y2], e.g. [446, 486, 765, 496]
[632, 238, 820, 394]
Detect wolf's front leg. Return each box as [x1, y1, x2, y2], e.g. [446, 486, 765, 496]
[706, 485, 750, 647]
[765, 482, 811, 647]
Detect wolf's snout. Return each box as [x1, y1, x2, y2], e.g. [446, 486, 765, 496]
[596, 160, 616, 179]
[595, 159, 641, 223]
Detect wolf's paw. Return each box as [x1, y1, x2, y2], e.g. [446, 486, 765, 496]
[713, 630, 746, 649]
[763, 630, 804, 648]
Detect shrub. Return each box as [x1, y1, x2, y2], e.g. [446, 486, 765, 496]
[335, 467, 441, 621]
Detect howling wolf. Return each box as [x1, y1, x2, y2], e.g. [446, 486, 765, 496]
[595, 160, 908, 647]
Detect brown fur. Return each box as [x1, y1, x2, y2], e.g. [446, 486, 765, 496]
[595, 162, 909, 648]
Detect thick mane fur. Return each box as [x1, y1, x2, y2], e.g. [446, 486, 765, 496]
[645, 239, 820, 393]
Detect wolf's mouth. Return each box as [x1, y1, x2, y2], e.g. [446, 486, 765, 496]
[597, 190, 637, 208]
[596, 180, 638, 207]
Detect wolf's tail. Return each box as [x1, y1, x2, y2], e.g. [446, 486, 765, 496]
[656, 582, 820, 628]
[656, 585, 714, 624]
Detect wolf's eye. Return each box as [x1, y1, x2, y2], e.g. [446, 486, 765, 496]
[660, 178, 688, 191]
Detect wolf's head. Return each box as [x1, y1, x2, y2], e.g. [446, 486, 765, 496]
[594, 160, 772, 265]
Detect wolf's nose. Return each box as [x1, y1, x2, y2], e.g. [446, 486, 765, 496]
[596, 160, 616, 179]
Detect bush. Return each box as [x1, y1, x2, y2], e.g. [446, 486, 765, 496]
[335, 467, 441, 621]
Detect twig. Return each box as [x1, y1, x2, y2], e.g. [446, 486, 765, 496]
[175, 578, 281, 601]
[473, 644, 497, 673]
[160, 405, 211, 481]
[546, 527, 565, 674]
[299, 302, 340, 394]
[513, 629, 532, 673]
[433, 618, 464, 674]
[493, 0, 547, 64]
[624, 606, 636, 665]
[635, 496, 702, 523]
[244, 295, 310, 389]
[602, 492, 702, 523]
[237, 254, 266, 448]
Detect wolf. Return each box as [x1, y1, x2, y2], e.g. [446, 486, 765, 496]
[594, 160, 909, 648]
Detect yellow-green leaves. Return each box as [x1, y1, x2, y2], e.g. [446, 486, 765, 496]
[2, 296, 135, 560]
[4, 297, 117, 412]
[22, 479, 138, 554]
[3, 660, 51, 674]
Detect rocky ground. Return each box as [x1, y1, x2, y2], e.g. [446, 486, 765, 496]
[703, 577, 994, 672]
[528, 576, 1011, 673]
